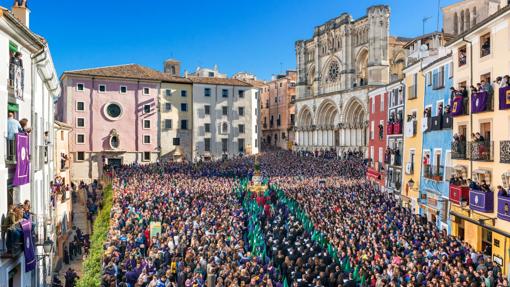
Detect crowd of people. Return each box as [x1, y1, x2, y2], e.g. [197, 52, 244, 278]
[96, 150, 509, 286]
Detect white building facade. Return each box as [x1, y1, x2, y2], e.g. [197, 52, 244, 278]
[0, 2, 60, 286]
[190, 74, 259, 161]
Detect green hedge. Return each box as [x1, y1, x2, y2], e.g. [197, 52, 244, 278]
[77, 184, 113, 287]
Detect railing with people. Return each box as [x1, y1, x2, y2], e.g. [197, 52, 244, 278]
[469, 141, 493, 162]
[500, 141, 510, 163]
[423, 164, 444, 181]
[451, 140, 467, 160]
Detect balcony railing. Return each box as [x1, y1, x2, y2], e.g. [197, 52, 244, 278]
[497, 194, 510, 222]
[390, 153, 402, 166]
[387, 122, 402, 135]
[451, 141, 467, 160]
[405, 162, 414, 175]
[469, 141, 493, 162]
[450, 97, 469, 117]
[5, 137, 16, 164]
[404, 120, 417, 138]
[449, 184, 470, 205]
[500, 141, 510, 163]
[469, 189, 494, 213]
[423, 165, 444, 181]
[471, 91, 493, 114]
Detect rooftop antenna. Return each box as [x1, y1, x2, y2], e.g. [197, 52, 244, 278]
[423, 16, 432, 35]
[436, 0, 441, 32]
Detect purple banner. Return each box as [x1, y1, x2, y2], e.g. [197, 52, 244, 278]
[499, 86, 510, 110]
[498, 195, 510, 222]
[450, 97, 464, 116]
[13, 133, 30, 186]
[471, 91, 489, 113]
[469, 190, 494, 213]
[21, 219, 36, 272]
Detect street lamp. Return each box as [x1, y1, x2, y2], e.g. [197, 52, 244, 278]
[408, 178, 415, 189]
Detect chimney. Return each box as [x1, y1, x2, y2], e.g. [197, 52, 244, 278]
[12, 0, 30, 28]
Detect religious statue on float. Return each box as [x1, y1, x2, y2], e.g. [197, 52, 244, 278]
[249, 156, 267, 194]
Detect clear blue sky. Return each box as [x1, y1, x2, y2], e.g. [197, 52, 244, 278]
[25, 0, 458, 80]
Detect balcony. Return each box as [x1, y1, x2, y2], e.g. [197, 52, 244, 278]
[471, 91, 493, 114]
[449, 184, 470, 205]
[405, 162, 414, 175]
[390, 153, 402, 167]
[497, 195, 510, 222]
[423, 165, 444, 181]
[500, 141, 510, 163]
[5, 137, 16, 164]
[451, 140, 467, 160]
[429, 116, 442, 131]
[469, 141, 493, 162]
[443, 115, 453, 129]
[450, 97, 469, 117]
[404, 120, 417, 138]
[387, 122, 402, 135]
[469, 189, 494, 213]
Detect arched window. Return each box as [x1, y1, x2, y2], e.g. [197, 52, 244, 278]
[454, 12, 459, 35]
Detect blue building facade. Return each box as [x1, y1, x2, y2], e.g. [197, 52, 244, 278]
[419, 55, 454, 233]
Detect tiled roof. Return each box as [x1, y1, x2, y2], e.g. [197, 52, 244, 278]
[64, 64, 190, 83]
[188, 76, 252, 87]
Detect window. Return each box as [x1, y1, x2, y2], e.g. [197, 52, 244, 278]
[166, 89, 172, 97]
[143, 152, 151, 161]
[371, 121, 374, 140]
[76, 101, 85, 111]
[208, 72, 214, 77]
[77, 152, 85, 161]
[205, 123, 211, 133]
[255, 139, 258, 148]
[222, 106, 228, 116]
[222, 138, 228, 152]
[427, 71, 432, 86]
[205, 105, 211, 115]
[204, 88, 211, 97]
[238, 139, 245, 153]
[239, 124, 245, 134]
[173, 138, 180, 146]
[448, 62, 453, 78]
[143, 135, 151, 144]
[181, 103, 188, 112]
[277, 114, 281, 126]
[143, 87, 150, 95]
[165, 103, 172, 111]
[77, 118, 85, 128]
[181, 90, 187, 97]
[371, 97, 375, 113]
[204, 138, 211, 152]
[221, 122, 228, 134]
[143, 120, 151, 129]
[99, 85, 106, 93]
[239, 90, 245, 98]
[180, 120, 188, 130]
[480, 33, 491, 57]
[76, 134, 85, 144]
[120, 86, 127, 94]
[164, 119, 172, 129]
[238, 107, 245, 116]
[222, 89, 228, 98]
[458, 46, 467, 66]
[433, 66, 445, 90]
[290, 114, 295, 126]
[480, 73, 491, 84]
[144, 104, 151, 114]
[76, 83, 84, 91]
[381, 93, 385, 111]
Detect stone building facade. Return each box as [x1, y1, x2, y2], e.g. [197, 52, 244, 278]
[443, 0, 507, 36]
[294, 5, 407, 155]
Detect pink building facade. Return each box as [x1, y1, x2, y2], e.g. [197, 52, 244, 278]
[56, 65, 161, 181]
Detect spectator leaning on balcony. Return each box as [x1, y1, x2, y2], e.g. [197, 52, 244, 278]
[19, 118, 31, 134]
[480, 180, 491, 192]
[497, 186, 508, 197]
[7, 112, 22, 140]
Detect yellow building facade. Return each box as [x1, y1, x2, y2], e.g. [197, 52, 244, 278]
[448, 6, 510, 275]
[402, 62, 425, 212]
[159, 78, 193, 161]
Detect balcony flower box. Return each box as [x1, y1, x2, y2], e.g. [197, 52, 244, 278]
[450, 184, 470, 205]
[497, 195, 510, 222]
[469, 189, 494, 213]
